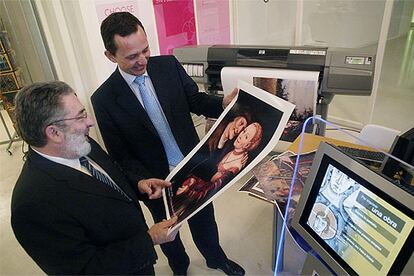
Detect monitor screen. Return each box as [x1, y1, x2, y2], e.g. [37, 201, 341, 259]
[292, 142, 414, 275]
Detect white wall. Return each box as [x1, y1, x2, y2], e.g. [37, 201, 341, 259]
[233, 0, 296, 46]
[34, 0, 98, 140]
[34, 0, 163, 142]
[302, 0, 385, 48]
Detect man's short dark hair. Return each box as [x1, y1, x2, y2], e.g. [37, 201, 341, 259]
[100, 12, 145, 55]
[14, 81, 73, 147]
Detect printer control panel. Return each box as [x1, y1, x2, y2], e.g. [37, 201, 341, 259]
[345, 56, 373, 65]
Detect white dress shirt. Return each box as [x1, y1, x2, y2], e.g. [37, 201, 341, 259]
[119, 68, 158, 109]
[32, 147, 116, 182]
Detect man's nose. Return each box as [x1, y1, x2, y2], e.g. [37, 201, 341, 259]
[137, 54, 147, 64]
[86, 115, 95, 127]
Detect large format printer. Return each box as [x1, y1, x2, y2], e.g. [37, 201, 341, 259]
[173, 45, 376, 133]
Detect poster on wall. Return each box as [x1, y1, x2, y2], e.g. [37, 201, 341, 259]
[153, 0, 197, 55]
[196, 0, 230, 45]
[162, 81, 295, 233]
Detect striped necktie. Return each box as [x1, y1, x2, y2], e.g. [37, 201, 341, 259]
[134, 75, 184, 166]
[79, 157, 131, 201]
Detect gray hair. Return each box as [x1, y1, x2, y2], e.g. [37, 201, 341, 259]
[14, 81, 73, 147]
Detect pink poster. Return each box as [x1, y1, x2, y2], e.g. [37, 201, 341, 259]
[153, 0, 197, 55]
[196, 0, 230, 45]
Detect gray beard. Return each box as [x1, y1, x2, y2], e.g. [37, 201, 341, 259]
[62, 132, 91, 159]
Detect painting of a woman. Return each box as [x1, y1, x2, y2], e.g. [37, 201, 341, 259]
[172, 123, 263, 218]
[207, 112, 252, 161]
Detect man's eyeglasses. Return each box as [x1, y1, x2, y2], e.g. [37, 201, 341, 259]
[48, 110, 88, 126]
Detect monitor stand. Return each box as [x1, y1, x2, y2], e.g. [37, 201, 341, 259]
[300, 252, 333, 276]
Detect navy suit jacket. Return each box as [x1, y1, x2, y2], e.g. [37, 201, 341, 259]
[11, 139, 156, 275]
[91, 55, 223, 183]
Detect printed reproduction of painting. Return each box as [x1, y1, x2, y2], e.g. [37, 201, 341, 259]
[252, 151, 316, 224]
[163, 81, 295, 233]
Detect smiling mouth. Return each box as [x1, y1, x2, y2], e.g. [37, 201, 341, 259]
[134, 64, 146, 71]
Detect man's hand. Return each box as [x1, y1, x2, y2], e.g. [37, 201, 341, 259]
[137, 178, 171, 199]
[222, 88, 239, 108]
[147, 216, 179, 245]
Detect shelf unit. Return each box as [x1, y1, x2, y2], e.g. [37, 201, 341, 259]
[0, 30, 22, 155]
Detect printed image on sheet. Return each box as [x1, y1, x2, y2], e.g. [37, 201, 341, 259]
[253, 77, 315, 142]
[239, 175, 275, 204]
[253, 151, 315, 223]
[163, 81, 295, 232]
[238, 153, 280, 202]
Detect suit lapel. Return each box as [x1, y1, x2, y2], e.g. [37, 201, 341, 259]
[87, 140, 139, 202]
[28, 148, 135, 202]
[111, 69, 158, 136]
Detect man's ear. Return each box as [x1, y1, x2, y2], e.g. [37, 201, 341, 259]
[45, 125, 64, 144]
[104, 50, 117, 63]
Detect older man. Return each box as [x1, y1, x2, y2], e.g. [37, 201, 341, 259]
[11, 81, 178, 275]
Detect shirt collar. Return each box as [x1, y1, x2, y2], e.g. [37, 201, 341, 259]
[31, 147, 81, 171]
[119, 67, 149, 85]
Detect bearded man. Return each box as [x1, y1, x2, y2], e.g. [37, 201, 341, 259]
[11, 81, 179, 275]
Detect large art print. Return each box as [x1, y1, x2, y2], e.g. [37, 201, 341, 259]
[163, 81, 295, 233]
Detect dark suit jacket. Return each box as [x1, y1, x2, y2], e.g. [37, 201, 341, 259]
[11, 139, 157, 275]
[91, 55, 223, 183]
